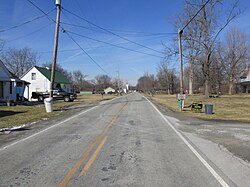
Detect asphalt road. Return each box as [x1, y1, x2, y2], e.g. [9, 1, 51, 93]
[0, 93, 249, 187]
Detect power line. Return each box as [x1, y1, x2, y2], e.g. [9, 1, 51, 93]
[100, 28, 176, 36]
[25, 0, 110, 75]
[181, 0, 210, 31]
[26, 0, 56, 23]
[62, 8, 165, 55]
[66, 30, 164, 58]
[7, 22, 53, 42]
[38, 48, 80, 54]
[0, 9, 55, 33]
[60, 22, 176, 37]
[63, 30, 110, 75]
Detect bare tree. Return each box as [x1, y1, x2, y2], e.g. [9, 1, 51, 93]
[1, 47, 39, 77]
[178, 0, 203, 94]
[72, 70, 88, 90]
[137, 73, 156, 93]
[157, 61, 178, 94]
[210, 42, 227, 94]
[224, 27, 249, 94]
[199, 0, 240, 97]
[94, 74, 112, 91]
[173, 0, 240, 96]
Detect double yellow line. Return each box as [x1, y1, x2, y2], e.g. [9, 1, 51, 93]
[59, 103, 128, 187]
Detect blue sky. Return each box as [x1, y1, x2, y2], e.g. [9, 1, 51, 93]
[1, 0, 250, 86]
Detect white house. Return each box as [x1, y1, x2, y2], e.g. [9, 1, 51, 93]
[0, 60, 29, 102]
[104, 87, 116, 94]
[240, 65, 250, 93]
[21, 66, 72, 100]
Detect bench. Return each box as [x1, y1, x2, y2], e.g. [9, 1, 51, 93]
[191, 102, 203, 112]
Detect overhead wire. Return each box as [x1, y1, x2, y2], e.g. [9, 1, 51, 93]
[62, 8, 165, 55]
[181, 0, 210, 31]
[66, 30, 164, 58]
[60, 22, 176, 37]
[0, 8, 55, 33]
[63, 30, 110, 75]
[26, 0, 56, 23]
[70, 0, 108, 74]
[26, 0, 109, 75]
[7, 22, 53, 42]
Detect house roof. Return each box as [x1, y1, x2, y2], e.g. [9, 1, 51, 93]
[0, 60, 12, 80]
[0, 60, 29, 83]
[35, 66, 70, 84]
[104, 87, 115, 91]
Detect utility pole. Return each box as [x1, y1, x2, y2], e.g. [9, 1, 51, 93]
[50, 0, 61, 98]
[178, 28, 184, 94]
[178, 28, 184, 110]
[117, 71, 120, 94]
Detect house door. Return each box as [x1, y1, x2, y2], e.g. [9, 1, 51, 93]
[0, 81, 3, 98]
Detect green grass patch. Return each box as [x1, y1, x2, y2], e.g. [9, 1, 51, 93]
[149, 94, 250, 123]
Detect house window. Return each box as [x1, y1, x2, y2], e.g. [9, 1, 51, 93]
[31, 73, 36, 80]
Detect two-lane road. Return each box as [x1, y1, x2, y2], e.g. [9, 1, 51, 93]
[0, 93, 236, 186]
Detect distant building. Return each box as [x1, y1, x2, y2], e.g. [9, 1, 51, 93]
[21, 66, 72, 100]
[104, 87, 116, 94]
[240, 65, 250, 93]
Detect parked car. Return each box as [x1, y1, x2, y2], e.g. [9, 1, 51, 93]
[32, 88, 77, 102]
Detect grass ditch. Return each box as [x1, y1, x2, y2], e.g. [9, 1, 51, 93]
[148, 94, 250, 123]
[0, 94, 115, 129]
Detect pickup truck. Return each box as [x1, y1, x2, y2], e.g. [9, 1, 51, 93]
[32, 88, 77, 102]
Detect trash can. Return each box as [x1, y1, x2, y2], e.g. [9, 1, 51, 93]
[44, 97, 53, 113]
[178, 99, 181, 108]
[205, 103, 213, 115]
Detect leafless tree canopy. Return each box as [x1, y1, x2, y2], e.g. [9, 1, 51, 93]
[94, 74, 112, 91]
[165, 0, 243, 96]
[137, 73, 156, 93]
[224, 27, 249, 94]
[1, 47, 39, 77]
[157, 61, 178, 94]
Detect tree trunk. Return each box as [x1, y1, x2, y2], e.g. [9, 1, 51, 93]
[189, 58, 194, 95]
[228, 75, 233, 94]
[204, 78, 210, 97]
[204, 53, 211, 97]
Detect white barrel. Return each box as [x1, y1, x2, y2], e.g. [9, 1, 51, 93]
[44, 97, 53, 113]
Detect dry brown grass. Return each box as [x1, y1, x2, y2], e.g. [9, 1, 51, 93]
[149, 94, 250, 123]
[0, 94, 116, 129]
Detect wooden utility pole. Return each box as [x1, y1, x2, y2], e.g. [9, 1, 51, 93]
[178, 28, 184, 110]
[117, 71, 120, 94]
[178, 28, 184, 94]
[50, 0, 61, 98]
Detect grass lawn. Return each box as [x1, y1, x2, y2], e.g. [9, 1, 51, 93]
[0, 94, 116, 129]
[149, 94, 250, 123]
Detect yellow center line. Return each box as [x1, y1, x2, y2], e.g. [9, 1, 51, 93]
[58, 102, 128, 187]
[79, 136, 108, 177]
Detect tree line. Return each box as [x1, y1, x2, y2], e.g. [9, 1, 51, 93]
[137, 0, 250, 96]
[0, 47, 117, 92]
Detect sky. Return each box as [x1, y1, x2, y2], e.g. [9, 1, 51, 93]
[1, 0, 250, 86]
